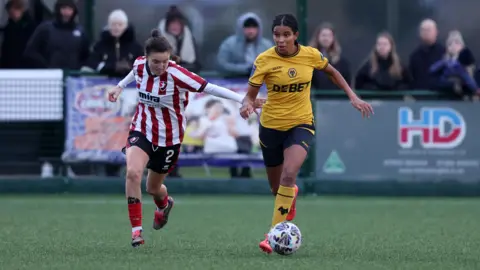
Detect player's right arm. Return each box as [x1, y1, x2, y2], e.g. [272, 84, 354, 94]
[108, 69, 135, 102]
[241, 55, 267, 119]
[117, 70, 135, 88]
[108, 57, 144, 102]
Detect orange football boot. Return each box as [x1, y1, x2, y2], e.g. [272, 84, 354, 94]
[259, 234, 273, 254]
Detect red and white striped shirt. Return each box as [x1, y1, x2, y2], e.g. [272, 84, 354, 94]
[130, 56, 207, 146]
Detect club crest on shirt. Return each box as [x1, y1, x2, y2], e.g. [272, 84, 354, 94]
[288, 68, 297, 78]
[160, 81, 167, 90]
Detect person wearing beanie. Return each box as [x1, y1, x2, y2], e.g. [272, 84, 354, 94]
[24, 0, 90, 69]
[217, 12, 273, 77]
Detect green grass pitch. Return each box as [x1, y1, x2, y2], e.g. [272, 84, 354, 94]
[1, 195, 479, 270]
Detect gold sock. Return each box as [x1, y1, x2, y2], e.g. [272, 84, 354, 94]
[271, 185, 296, 227]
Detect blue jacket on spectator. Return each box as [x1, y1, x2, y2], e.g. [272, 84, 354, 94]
[217, 12, 273, 77]
[429, 58, 478, 92]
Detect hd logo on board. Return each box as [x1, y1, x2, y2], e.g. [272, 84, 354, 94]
[398, 107, 466, 149]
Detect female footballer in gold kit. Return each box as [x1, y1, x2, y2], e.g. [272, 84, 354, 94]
[240, 14, 374, 254]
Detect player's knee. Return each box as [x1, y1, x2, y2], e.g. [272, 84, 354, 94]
[280, 166, 297, 186]
[126, 167, 143, 184]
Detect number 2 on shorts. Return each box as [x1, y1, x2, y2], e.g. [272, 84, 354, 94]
[165, 150, 175, 163]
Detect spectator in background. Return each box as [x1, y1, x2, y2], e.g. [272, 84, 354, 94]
[158, 5, 200, 73]
[308, 23, 351, 95]
[82, 9, 142, 77]
[355, 32, 410, 91]
[430, 30, 478, 100]
[409, 19, 445, 90]
[217, 12, 272, 77]
[24, 0, 89, 69]
[1, 0, 35, 68]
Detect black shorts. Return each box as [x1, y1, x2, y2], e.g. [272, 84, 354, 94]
[259, 124, 315, 167]
[122, 131, 181, 174]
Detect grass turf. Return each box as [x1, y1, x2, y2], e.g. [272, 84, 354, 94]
[0, 195, 479, 270]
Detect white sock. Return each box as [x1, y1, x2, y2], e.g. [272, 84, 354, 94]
[132, 226, 142, 233]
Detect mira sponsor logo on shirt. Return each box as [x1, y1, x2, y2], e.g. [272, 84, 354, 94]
[138, 91, 161, 107]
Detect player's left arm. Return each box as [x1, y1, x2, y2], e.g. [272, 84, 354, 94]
[323, 64, 374, 117]
[312, 48, 373, 117]
[169, 63, 248, 104]
[322, 64, 357, 99]
[203, 83, 244, 103]
[117, 70, 135, 88]
[204, 83, 265, 110]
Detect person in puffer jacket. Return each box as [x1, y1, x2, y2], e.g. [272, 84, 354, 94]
[24, 0, 90, 69]
[216, 12, 273, 77]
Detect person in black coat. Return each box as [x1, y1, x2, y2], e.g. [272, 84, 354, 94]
[355, 32, 411, 91]
[409, 19, 445, 90]
[84, 9, 143, 77]
[1, 0, 36, 68]
[308, 23, 351, 96]
[23, 0, 90, 69]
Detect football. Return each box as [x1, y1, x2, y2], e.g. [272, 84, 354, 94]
[268, 222, 302, 255]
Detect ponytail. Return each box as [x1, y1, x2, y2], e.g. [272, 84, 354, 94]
[150, 29, 161, 38]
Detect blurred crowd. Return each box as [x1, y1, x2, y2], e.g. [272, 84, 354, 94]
[2, 0, 479, 100]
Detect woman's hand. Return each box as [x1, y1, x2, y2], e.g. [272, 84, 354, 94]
[350, 96, 374, 118]
[240, 98, 255, 120]
[107, 86, 123, 102]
